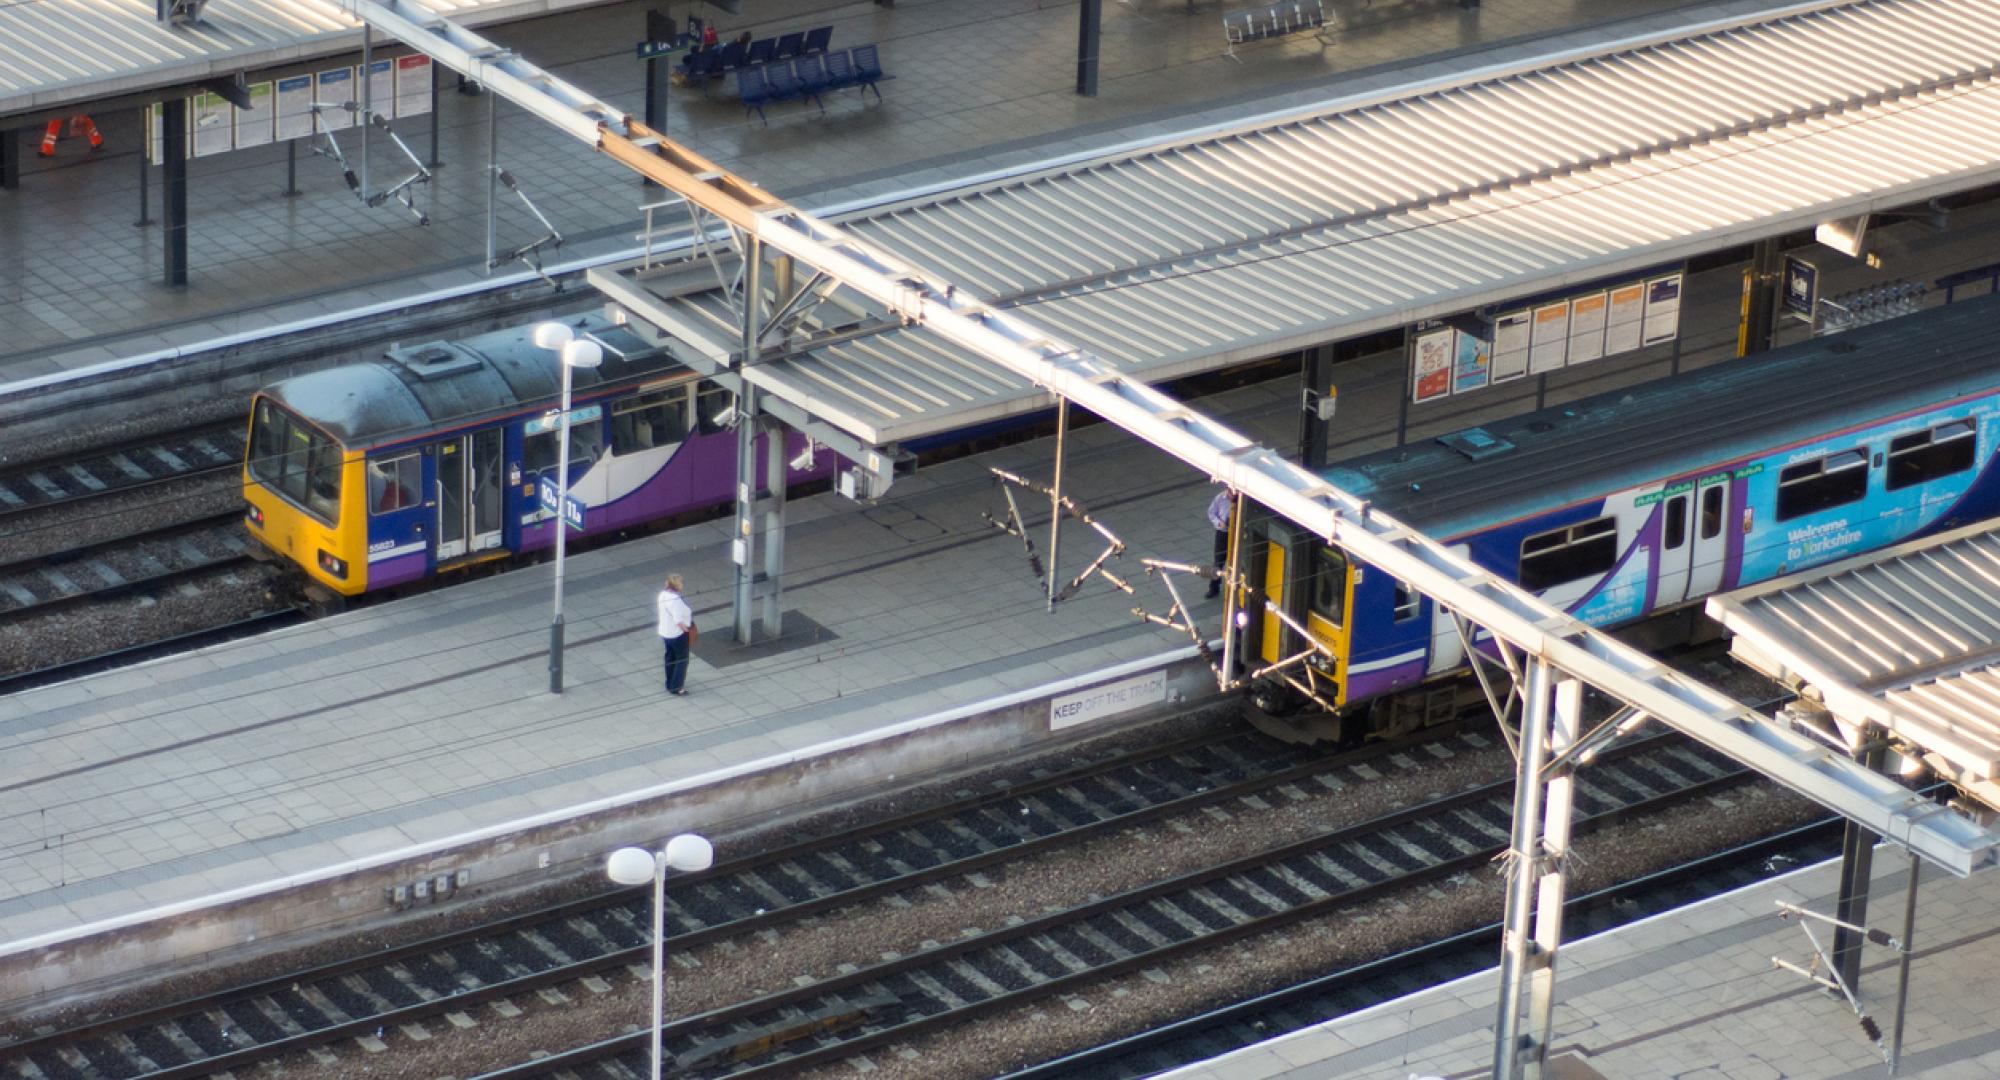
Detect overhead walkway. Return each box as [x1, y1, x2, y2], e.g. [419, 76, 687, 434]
[1709, 518, 2000, 814]
[595, 0, 2000, 449]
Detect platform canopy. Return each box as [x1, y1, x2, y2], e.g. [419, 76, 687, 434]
[1709, 519, 2000, 814]
[0, 0, 554, 119]
[595, 0, 2000, 450]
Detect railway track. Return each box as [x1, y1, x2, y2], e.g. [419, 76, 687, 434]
[0, 426, 244, 517]
[496, 731, 1746, 1078]
[0, 723, 1346, 1079]
[0, 515, 254, 616]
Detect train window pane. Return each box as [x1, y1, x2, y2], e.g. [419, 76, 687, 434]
[1887, 422, 1977, 491]
[524, 430, 557, 477]
[1309, 546, 1346, 627]
[1699, 484, 1723, 540]
[1391, 579, 1420, 622]
[1663, 494, 1688, 549]
[696, 381, 734, 435]
[369, 454, 422, 514]
[249, 401, 287, 488]
[1777, 451, 1869, 521]
[612, 389, 691, 453]
[567, 421, 604, 472]
[1518, 516, 1618, 592]
[305, 442, 341, 521]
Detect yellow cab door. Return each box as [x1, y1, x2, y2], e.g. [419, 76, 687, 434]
[1255, 528, 1351, 707]
[1303, 545, 1351, 707]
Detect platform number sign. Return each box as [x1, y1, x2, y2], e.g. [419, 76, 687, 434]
[539, 482, 586, 531]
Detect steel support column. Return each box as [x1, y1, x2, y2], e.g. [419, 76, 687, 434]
[485, 87, 497, 272]
[429, 60, 442, 166]
[1741, 237, 1782, 356]
[1493, 658, 1555, 1080]
[162, 98, 188, 287]
[137, 141, 153, 224]
[361, 25, 373, 197]
[1, 128, 19, 191]
[1298, 345, 1335, 471]
[1833, 741, 1888, 992]
[1047, 397, 1069, 612]
[760, 413, 786, 638]
[733, 236, 765, 645]
[1523, 676, 1581, 1076]
[1076, 0, 1101, 97]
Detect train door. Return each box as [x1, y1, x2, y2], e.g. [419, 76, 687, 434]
[1654, 490, 1693, 606]
[432, 430, 505, 562]
[1686, 479, 1729, 599]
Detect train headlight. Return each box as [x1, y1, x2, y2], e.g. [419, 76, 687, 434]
[317, 550, 349, 580]
[245, 503, 264, 528]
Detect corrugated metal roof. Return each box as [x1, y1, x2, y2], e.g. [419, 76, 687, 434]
[1709, 520, 2000, 793]
[603, 0, 2000, 445]
[0, 0, 553, 117]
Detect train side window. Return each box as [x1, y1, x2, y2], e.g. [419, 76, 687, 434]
[1886, 420, 1977, 491]
[1309, 546, 1347, 627]
[1698, 484, 1723, 541]
[1776, 449, 1868, 521]
[612, 388, 691, 453]
[1391, 579, 1420, 622]
[696, 381, 735, 435]
[368, 454, 422, 514]
[526, 424, 605, 481]
[305, 441, 341, 521]
[1663, 494, 1688, 549]
[523, 430, 557, 478]
[1518, 516, 1618, 592]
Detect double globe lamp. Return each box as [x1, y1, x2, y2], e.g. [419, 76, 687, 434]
[531, 321, 602, 694]
[606, 833, 714, 1080]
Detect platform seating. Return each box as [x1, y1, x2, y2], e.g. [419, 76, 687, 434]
[768, 59, 825, 113]
[774, 30, 806, 59]
[1222, 0, 1327, 55]
[747, 37, 776, 66]
[849, 43, 889, 100]
[802, 25, 833, 55]
[735, 44, 891, 123]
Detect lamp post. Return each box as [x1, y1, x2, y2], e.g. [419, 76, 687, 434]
[606, 833, 714, 1080]
[532, 321, 602, 694]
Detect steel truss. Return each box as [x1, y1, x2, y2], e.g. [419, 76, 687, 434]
[330, 1, 2000, 1073]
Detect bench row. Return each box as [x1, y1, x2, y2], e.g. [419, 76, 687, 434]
[738, 46, 891, 123]
[681, 24, 833, 81]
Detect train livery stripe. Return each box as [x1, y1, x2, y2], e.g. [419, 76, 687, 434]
[367, 541, 425, 563]
[1347, 648, 1426, 675]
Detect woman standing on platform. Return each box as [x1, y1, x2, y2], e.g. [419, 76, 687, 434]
[658, 574, 695, 696]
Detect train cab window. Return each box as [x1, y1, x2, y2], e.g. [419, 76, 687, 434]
[613, 388, 692, 453]
[1308, 546, 1347, 627]
[249, 398, 342, 525]
[368, 454, 422, 514]
[1518, 516, 1618, 592]
[1886, 420, 1977, 491]
[1776, 449, 1868, 521]
[1662, 494, 1688, 550]
[1391, 579, 1421, 623]
[1699, 484, 1724, 541]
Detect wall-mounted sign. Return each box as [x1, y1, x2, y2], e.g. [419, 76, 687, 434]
[1783, 255, 1819, 318]
[395, 55, 433, 116]
[1412, 327, 1454, 403]
[1492, 310, 1531, 383]
[235, 81, 275, 148]
[1567, 291, 1607, 365]
[1605, 282, 1645, 354]
[316, 67, 356, 132]
[1452, 329, 1490, 394]
[1643, 274, 1683, 345]
[1529, 302, 1570, 374]
[276, 75, 315, 140]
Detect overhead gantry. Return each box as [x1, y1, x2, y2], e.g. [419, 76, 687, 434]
[330, 2, 2000, 1075]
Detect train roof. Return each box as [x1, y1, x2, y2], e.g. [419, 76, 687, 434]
[1321, 293, 2000, 538]
[260, 316, 679, 448]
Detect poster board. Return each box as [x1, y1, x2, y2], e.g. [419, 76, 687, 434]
[1529, 302, 1570, 374]
[234, 81, 275, 148]
[276, 75, 315, 141]
[1411, 327, 1454, 403]
[366, 59, 395, 117]
[1604, 282, 1645, 356]
[395, 55, 433, 117]
[1567, 291, 1607, 365]
[1492, 310, 1531, 383]
[1643, 274, 1683, 345]
[1452, 329, 1490, 394]
[192, 90, 233, 157]
[316, 67, 356, 131]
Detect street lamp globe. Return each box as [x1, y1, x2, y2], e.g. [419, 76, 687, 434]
[606, 846, 655, 885]
[561, 338, 603, 370]
[664, 832, 714, 872]
[531, 321, 575, 351]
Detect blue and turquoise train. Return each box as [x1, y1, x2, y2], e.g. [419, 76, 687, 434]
[1240, 291, 2000, 742]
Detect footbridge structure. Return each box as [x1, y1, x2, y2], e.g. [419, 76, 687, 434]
[330, 0, 2000, 1074]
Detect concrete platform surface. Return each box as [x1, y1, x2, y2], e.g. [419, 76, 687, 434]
[1163, 851, 2000, 1080]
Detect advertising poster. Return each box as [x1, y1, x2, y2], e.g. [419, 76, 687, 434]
[396, 55, 433, 117]
[1567, 291, 1607, 364]
[1452, 329, 1490, 394]
[1492, 310, 1532, 383]
[367, 59, 395, 118]
[1643, 273, 1684, 345]
[234, 81, 275, 148]
[1604, 282, 1645, 355]
[1411, 327, 1454, 404]
[276, 75, 315, 141]
[316, 67, 356, 131]
[1529, 301, 1570, 374]
[192, 91, 233, 157]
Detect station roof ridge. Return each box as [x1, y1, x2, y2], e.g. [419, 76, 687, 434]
[0, 0, 542, 117]
[601, 0, 2000, 447]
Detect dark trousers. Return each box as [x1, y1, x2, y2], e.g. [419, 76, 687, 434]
[662, 634, 690, 692]
[1209, 526, 1228, 596]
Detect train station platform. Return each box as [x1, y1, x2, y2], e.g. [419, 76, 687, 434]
[0, 0, 1731, 383]
[1163, 849, 2000, 1079]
